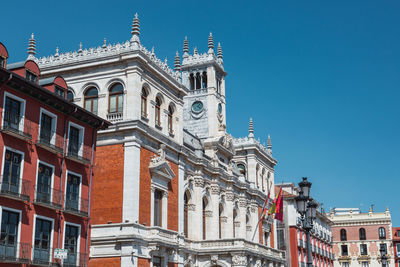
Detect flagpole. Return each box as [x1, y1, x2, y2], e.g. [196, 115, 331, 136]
[251, 183, 272, 241]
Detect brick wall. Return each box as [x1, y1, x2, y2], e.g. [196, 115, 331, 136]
[91, 144, 124, 224]
[138, 257, 150, 267]
[89, 257, 121, 267]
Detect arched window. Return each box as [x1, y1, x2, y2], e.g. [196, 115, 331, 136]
[67, 90, 74, 102]
[195, 73, 201, 89]
[219, 203, 223, 239]
[359, 228, 366, 240]
[340, 229, 347, 241]
[379, 227, 386, 239]
[184, 192, 189, 238]
[202, 198, 208, 240]
[237, 164, 246, 177]
[202, 71, 207, 88]
[84, 87, 98, 115]
[261, 169, 265, 191]
[189, 73, 194, 90]
[155, 96, 162, 127]
[109, 83, 124, 113]
[233, 209, 237, 238]
[141, 87, 148, 118]
[168, 105, 174, 134]
[256, 165, 259, 188]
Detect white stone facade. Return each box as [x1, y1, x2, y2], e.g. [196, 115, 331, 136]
[36, 14, 285, 267]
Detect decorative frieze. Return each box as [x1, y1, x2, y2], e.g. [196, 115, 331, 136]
[232, 254, 247, 266]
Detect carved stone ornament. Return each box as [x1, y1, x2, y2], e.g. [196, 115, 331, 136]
[149, 144, 175, 182]
[232, 254, 247, 266]
[239, 198, 247, 207]
[211, 184, 220, 195]
[211, 255, 218, 264]
[188, 204, 196, 211]
[194, 176, 204, 187]
[204, 210, 213, 217]
[226, 191, 235, 201]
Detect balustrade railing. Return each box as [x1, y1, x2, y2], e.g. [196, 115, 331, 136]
[106, 112, 123, 122]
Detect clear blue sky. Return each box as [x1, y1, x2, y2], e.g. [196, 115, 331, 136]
[2, 1, 400, 223]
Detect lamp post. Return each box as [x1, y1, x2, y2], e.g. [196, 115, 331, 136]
[295, 177, 318, 267]
[380, 245, 388, 267]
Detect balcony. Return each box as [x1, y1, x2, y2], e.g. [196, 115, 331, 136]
[0, 177, 30, 201]
[0, 112, 32, 140]
[34, 185, 62, 209]
[65, 144, 91, 165]
[0, 242, 30, 264]
[64, 195, 89, 217]
[106, 112, 123, 122]
[63, 252, 87, 267]
[36, 130, 64, 154]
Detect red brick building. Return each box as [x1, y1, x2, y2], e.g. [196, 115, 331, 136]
[0, 40, 109, 266]
[393, 227, 400, 267]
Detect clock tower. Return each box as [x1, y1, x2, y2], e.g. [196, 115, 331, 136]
[179, 34, 227, 139]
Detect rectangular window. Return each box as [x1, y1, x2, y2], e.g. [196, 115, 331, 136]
[277, 229, 285, 250]
[380, 243, 387, 254]
[0, 57, 4, 68]
[342, 263, 349, 267]
[36, 163, 53, 204]
[0, 210, 19, 258]
[68, 126, 80, 156]
[65, 173, 80, 212]
[39, 113, 53, 145]
[25, 70, 37, 83]
[54, 86, 65, 99]
[64, 224, 79, 265]
[33, 218, 52, 263]
[153, 190, 162, 227]
[397, 244, 400, 257]
[361, 262, 369, 267]
[341, 245, 348, 256]
[360, 244, 368, 255]
[153, 256, 162, 267]
[4, 96, 21, 131]
[2, 150, 22, 194]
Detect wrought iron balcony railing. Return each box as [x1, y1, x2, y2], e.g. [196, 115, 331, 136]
[1, 111, 32, 140]
[0, 242, 30, 264]
[36, 129, 64, 154]
[34, 185, 63, 209]
[0, 177, 30, 201]
[66, 143, 91, 164]
[64, 194, 89, 217]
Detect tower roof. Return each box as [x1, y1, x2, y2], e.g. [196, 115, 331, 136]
[130, 13, 140, 43]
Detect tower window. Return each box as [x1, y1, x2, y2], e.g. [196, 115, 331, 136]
[237, 163, 246, 177]
[168, 105, 174, 134]
[189, 73, 194, 90]
[195, 73, 201, 89]
[155, 96, 162, 127]
[379, 227, 386, 239]
[109, 83, 124, 113]
[359, 228, 366, 240]
[202, 71, 207, 88]
[141, 88, 148, 117]
[67, 90, 74, 102]
[84, 87, 98, 115]
[340, 229, 347, 241]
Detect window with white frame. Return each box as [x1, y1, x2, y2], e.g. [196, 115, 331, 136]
[39, 109, 57, 146]
[65, 172, 81, 212]
[2, 148, 23, 195]
[3, 92, 26, 133]
[36, 162, 54, 204]
[67, 122, 84, 157]
[33, 216, 53, 263]
[151, 186, 167, 228]
[63, 222, 80, 266]
[0, 208, 21, 258]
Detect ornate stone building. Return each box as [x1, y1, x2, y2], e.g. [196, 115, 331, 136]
[33, 14, 286, 267]
[329, 208, 393, 267]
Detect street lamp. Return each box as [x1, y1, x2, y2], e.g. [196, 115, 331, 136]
[295, 177, 318, 267]
[380, 245, 388, 267]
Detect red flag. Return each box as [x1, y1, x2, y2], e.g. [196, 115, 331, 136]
[274, 187, 284, 222]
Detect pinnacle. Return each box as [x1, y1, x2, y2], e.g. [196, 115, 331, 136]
[217, 42, 223, 60]
[248, 118, 254, 138]
[130, 13, 140, 43]
[27, 33, 36, 59]
[183, 36, 189, 54]
[174, 51, 181, 71]
[208, 32, 214, 49]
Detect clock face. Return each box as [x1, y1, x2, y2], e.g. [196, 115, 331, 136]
[192, 101, 203, 113]
[218, 103, 222, 114]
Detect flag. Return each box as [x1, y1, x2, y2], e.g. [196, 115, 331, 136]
[268, 186, 282, 215]
[260, 184, 272, 219]
[274, 187, 284, 222]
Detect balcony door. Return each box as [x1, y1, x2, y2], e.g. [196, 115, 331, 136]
[64, 224, 79, 265]
[37, 164, 52, 203]
[0, 210, 19, 259]
[2, 150, 22, 194]
[66, 174, 80, 211]
[33, 218, 52, 263]
[39, 114, 52, 144]
[68, 126, 80, 156]
[4, 97, 21, 130]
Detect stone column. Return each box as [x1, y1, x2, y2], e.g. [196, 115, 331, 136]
[162, 191, 168, 228]
[192, 175, 204, 240]
[123, 137, 141, 223]
[251, 201, 259, 243]
[178, 160, 185, 234]
[224, 190, 234, 238]
[238, 197, 247, 239]
[210, 182, 220, 238]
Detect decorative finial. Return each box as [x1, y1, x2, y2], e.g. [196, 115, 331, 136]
[164, 57, 168, 64]
[78, 42, 83, 53]
[55, 47, 59, 57]
[183, 36, 189, 58]
[103, 38, 107, 48]
[369, 206, 372, 213]
[248, 118, 254, 138]
[267, 134, 272, 153]
[208, 32, 214, 54]
[27, 33, 36, 59]
[217, 42, 223, 63]
[174, 51, 181, 71]
[151, 46, 155, 55]
[193, 47, 198, 55]
[386, 206, 389, 212]
[130, 13, 140, 44]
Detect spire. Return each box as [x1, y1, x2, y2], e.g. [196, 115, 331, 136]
[55, 47, 59, 57]
[27, 33, 36, 60]
[267, 134, 272, 153]
[193, 47, 198, 55]
[174, 51, 181, 71]
[130, 13, 140, 44]
[183, 36, 189, 58]
[208, 32, 214, 54]
[78, 42, 83, 54]
[248, 118, 254, 138]
[217, 42, 223, 63]
[102, 38, 107, 48]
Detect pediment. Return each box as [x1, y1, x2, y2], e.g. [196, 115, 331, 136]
[149, 158, 175, 181]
